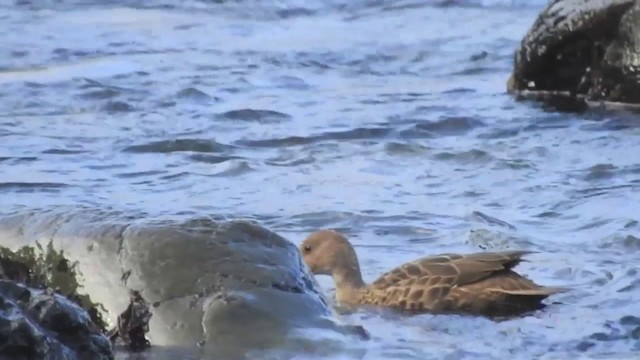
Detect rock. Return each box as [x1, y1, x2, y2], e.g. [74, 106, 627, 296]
[508, 0, 640, 107]
[0, 242, 109, 333]
[107, 290, 152, 352]
[0, 207, 365, 358]
[0, 280, 114, 360]
[0, 256, 30, 285]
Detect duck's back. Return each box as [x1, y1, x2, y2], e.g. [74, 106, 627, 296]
[359, 250, 566, 317]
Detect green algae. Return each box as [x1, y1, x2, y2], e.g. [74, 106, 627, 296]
[0, 240, 108, 332]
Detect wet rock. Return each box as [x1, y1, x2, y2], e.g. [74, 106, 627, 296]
[0, 280, 113, 360]
[508, 0, 640, 107]
[108, 290, 152, 352]
[0, 256, 30, 284]
[0, 246, 114, 359]
[0, 242, 108, 332]
[0, 208, 364, 357]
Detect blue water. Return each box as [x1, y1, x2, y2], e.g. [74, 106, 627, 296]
[1, 0, 639, 358]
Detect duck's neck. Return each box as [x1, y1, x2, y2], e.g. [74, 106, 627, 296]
[333, 267, 366, 304]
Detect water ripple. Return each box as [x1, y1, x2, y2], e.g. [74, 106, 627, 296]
[236, 127, 393, 148]
[414, 116, 485, 136]
[217, 108, 292, 123]
[0, 182, 70, 192]
[189, 154, 243, 164]
[175, 87, 220, 104]
[432, 149, 493, 164]
[123, 139, 236, 154]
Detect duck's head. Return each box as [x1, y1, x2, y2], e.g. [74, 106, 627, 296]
[299, 229, 360, 276]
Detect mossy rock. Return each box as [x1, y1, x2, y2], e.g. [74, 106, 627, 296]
[0, 240, 108, 332]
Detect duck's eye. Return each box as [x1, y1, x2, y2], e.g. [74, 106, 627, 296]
[303, 245, 312, 253]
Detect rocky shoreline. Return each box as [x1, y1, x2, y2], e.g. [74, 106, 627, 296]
[0, 244, 116, 359]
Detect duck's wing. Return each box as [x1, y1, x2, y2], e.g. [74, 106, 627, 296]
[370, 250, 533, 289]
[364, 250, 565, 311]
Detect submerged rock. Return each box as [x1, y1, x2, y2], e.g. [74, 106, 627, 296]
[508, 0, 640, 108]
[0, 280, 113, 360]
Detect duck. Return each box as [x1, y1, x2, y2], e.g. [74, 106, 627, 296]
[299, 229, 567, 317]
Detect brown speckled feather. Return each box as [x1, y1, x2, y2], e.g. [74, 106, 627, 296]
[360, 250, 566, 316]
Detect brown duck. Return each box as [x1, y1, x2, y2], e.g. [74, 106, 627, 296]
[299, 229, 567, 317]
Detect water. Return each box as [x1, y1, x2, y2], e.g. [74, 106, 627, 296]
[1, 0, 640, 359]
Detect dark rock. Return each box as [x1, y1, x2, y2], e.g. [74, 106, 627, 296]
[0, 245, 114, 359]
[0, 243, 108, 332]
[107, 290, 152, 352]
[0, 280, 113, 360]
[0, 256, 30, 285]
[508, 0, 640, 107]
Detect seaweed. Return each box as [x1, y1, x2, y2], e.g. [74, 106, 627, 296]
[0, 240, 109, 332]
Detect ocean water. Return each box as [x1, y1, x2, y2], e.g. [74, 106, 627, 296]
[1, 0, 639, 359]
